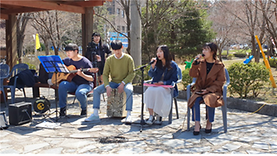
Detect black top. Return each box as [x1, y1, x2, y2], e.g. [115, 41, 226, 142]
[206, 62, 214, 75]
[63, 57, 93, 86]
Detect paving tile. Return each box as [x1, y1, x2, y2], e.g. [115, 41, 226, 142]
[59, 139, 93, 148]
[78, 145, 97, 154]
[222, 143, 241, 151]
[0, 149, 20, 154]
[162, 139, 188, 148]
[145, 149, 170, 154]
[252, 142, 269, 150]
[116, 147, 145, 154]
[39, 147, 63, 154]
[246, 150, 267, 154]
[23, 142, 49, 154]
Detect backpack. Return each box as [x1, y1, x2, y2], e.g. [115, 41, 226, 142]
[8, 69, 36, 87]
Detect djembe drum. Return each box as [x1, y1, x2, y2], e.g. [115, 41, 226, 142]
[107, 89, 127, 117]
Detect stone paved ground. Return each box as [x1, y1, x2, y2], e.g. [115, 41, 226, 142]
[0, 88, 276, 154]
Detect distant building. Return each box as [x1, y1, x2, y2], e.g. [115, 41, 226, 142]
[106, 0, 128, 48]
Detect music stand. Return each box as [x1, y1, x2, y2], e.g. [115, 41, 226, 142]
[38, 55, 69, 122]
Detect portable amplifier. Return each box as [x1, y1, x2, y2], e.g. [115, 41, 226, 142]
[9, 102, 32, 125]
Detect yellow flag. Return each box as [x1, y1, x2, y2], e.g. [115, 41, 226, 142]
[35, 33, 41, 50]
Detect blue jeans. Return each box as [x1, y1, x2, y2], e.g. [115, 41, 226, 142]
[58, 81, 92, 110]
[191, 97, 215, 122]
[93, 82, 133, 111]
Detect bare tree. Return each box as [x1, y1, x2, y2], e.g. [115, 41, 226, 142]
[258, 0, 277, 56]
[17, 13, 31, 62]
[32, 11, 80, 55]
[217, 1, 269, 62]
[209, 2, 238, 61]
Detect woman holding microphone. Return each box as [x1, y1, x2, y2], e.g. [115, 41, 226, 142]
[144, 45, 179, 125]
[188, 42, 226, 135]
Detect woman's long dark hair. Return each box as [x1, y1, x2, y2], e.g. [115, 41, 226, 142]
[156, 45, 172, 70]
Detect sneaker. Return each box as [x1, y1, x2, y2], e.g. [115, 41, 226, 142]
[146, 116, 155, 125]
[59, 107, 66, 118]
[84, 114, 100, 122]
[80, 109, 87, 116]
[124, 115, 132, 124]
[154, 116, 162, 125]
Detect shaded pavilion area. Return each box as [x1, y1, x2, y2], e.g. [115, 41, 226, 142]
[0, 0, 110, 68]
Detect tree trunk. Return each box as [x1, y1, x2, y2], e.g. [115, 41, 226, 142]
[218, 47, 222, 62]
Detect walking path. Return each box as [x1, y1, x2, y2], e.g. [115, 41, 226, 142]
[0, 88, 276, 154]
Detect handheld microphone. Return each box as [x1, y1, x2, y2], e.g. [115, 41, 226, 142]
[149, 56, 158, 65]
[194, 54, 205, 61]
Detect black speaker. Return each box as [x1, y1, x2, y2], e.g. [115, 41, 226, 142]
[9, 102, 32, 125]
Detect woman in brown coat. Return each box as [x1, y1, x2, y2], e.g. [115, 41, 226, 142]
[188, 42, 226, 135]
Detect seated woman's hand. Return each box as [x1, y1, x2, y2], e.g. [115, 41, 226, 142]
[153, 81, 164, 85]
[200, 89, 209, 95]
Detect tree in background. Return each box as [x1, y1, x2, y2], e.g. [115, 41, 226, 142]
[32, 11, 81, 55]
[141, 0, 214, 63]
[208, 2, 238, 61]
[17, 13, 31, 62]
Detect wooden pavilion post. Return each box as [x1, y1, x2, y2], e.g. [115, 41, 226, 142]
[82, 7, 94, 56]
[5, 14, 17, 68]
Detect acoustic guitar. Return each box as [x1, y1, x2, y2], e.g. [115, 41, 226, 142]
[51, 65, 97, 85]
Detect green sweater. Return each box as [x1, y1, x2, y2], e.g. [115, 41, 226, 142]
[103, 54, 135, 87]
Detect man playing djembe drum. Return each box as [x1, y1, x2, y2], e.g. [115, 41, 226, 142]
[85, 40, 135, 124]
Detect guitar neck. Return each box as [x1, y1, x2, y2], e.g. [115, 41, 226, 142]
[68, 68, 91, 74]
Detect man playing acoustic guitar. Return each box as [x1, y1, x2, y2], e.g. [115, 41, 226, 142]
[58, 43, 98, 118]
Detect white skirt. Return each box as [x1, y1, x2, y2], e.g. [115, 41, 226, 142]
[144, 86, 172, 118]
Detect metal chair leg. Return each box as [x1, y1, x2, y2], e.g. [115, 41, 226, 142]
[174, 97, 179, 119]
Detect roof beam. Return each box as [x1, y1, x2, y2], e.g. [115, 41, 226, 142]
[65, 1, 104, 7]
[0, 1, 85, 14]
[1, 7, 49, 14]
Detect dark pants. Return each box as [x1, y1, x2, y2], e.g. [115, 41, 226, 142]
[191, 97, 215, 122]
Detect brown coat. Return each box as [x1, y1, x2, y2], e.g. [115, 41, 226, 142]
[188, 60, 226, 108]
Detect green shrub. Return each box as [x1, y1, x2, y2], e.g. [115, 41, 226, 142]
[227, 54, 234, 60]
[181, 69, 193, 90]
[132, 65, 151, 85]
[233, 51, 247, 58]
[228, 62, 270, 98]
[268, 58, 277, 68]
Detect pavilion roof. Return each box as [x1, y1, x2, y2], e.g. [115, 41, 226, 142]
[0, 0, 111, 19]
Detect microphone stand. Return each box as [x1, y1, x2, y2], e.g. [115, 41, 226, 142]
[134, 63, 150, 132]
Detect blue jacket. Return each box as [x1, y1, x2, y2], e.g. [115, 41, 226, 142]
[148, 61, 179, 97]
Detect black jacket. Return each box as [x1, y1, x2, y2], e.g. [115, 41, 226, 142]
[85, 42, 111, 66]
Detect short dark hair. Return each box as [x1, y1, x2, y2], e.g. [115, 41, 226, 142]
[111, 40, 122, 50]
[203, 42, 218, 60]
[65, 43, 78, 51]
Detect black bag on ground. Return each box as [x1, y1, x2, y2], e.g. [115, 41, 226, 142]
[8, 69, 36, 87]
[0, 111, 9, 130]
